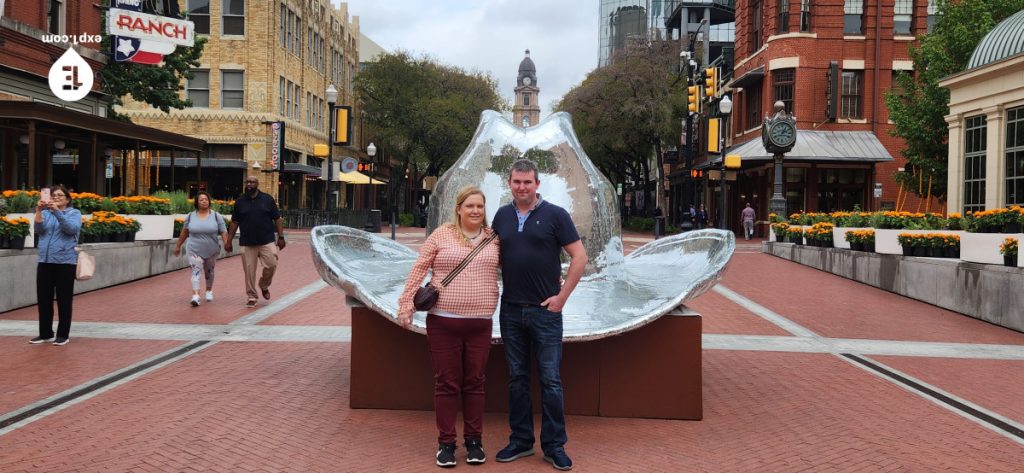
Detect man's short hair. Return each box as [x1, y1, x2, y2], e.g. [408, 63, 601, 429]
[509, 159, 539, 181]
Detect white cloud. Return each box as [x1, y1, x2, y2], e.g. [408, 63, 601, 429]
[339, 0, 598, 118]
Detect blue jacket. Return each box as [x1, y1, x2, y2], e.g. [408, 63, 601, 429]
[35, 207, 82, 265]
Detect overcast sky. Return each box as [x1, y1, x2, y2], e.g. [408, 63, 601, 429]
[339, 0, 599, 118]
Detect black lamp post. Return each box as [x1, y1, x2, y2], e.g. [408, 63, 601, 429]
[326, 84, 338, 210]
[717, 94, 733, 230]
[366, 142, 377, 231]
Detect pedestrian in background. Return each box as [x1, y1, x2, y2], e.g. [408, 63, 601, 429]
[31, 185, 81, 346]
[741, 203, 756, 240]
[492, 159, 587, 471]
[225, 175, 286, 308]
[697, 204, 709, 229]
[397, 186, 500, 467]
[173, 191, 228, 306]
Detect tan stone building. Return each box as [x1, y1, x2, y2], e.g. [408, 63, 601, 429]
[119, 0, 362, 210]
[512, 50, 540, 128]
[941, 11, 1024, 213]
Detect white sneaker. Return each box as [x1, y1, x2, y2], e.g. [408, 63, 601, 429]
[205, 291, 214, 302]
[190, 295, 201, 307]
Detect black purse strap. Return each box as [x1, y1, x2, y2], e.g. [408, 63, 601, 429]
[437, 231, 498, 288]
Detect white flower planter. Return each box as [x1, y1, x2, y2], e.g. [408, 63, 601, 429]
[960, 232, 1024, 265]
[126, 214, 174, 241]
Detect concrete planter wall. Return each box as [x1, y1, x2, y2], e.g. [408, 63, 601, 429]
[764, 242, 1024, 333]
[0, 237, 239, 313]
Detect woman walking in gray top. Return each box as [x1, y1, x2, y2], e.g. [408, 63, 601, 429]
[174, 191, 228, 306]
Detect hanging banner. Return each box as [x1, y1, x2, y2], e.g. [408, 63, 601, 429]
[333, 106, 352, 145]
[108, 1, 194, 64]
[269, 121, 286, 172]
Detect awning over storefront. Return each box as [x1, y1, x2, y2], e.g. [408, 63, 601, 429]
[337, 171, 386, 185]
[283, 162, 322, 175]
[697, 130, 894, 168]
[728, 66, 765, 89]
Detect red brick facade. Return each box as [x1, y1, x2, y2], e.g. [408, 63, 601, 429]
[1, 1, 104, 90]
[727, 0, 942, 214]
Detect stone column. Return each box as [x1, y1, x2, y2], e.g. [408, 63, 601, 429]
[944, 113, 963, 212]
[983, 105, 1004, 209]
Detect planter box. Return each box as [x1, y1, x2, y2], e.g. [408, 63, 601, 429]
[960, 232, 1024, 266]
[126, 214, 174, 241]
[874, 229, 967, 255]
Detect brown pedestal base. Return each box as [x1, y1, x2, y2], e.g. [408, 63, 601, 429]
[349, 301, 702, 420]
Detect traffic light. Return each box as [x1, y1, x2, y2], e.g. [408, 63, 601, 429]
[690, 169, 704, 179]
[705, 67, 718, 98]
[687, 85, 700, 113]
[358, 162, 374, 172]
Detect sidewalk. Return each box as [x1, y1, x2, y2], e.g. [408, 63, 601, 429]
[1, 227, 1022, 471]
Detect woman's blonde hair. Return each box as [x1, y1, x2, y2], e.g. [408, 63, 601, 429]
[451, 186, 488, 243]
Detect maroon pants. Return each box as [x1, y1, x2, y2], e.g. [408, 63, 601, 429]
[426, 314, 493, 445]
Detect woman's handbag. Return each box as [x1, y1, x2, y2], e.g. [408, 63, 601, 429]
[412, 232, 498, 311]
[76, 250, 95, 281]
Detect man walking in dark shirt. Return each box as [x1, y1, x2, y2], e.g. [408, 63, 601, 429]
[225, 175, 286, 308]
[491, 159, 587, 471]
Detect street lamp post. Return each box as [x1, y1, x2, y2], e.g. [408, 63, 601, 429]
[366, 142, 377, 232]
[718, 94, 733, 230]
[325, 84, 338, 210]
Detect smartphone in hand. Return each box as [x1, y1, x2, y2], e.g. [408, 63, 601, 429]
[39, 188, 51, 204]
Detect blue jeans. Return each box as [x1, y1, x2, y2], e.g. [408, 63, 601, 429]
[499, 302, 567, 453]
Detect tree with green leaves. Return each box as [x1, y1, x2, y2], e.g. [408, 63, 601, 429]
[885, 0, 1024, 203]
[556, 40, 686, 213]
[355, 52, 506, 187]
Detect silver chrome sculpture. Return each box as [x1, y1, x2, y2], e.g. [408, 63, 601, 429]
[310, 111, 735, 342]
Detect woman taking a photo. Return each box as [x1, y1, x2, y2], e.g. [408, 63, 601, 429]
[174, 191, 228, 306]
[397, 186, 500, 468]
[30, 185, 81, 346]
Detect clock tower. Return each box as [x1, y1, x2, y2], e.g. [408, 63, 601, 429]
[513, 49, 540, 128]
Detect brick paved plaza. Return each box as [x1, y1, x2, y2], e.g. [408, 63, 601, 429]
[1, 229, 1023, 472]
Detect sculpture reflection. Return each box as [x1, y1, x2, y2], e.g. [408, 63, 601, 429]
[310, 111, 735, 342]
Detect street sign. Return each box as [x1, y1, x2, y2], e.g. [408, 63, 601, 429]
[874, 183, 883, 198]
[105, 159, 113, 179]
[340, 157, 358, 173]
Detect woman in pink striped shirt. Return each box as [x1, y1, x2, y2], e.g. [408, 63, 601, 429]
[398, 186, 500, 467]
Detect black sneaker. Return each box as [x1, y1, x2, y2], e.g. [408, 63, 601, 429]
[53, 337, 69, 346]
[543, 448, 573, 471]
[29, 336, 54, 344]
[465, 439, 486, 464]
[436, 443, 457, 468]
[495, 443, 534, 462]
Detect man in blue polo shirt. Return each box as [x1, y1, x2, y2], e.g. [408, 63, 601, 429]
[225, 175, 286, 308]
[492, 159, 587, 471]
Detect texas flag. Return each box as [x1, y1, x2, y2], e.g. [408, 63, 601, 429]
[113, 36, 174, 64]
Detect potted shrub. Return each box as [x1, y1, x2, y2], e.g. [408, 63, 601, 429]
[771, 222, 790, 241]
[1000, 237, 1018, 267]
[2, 190, 39, 213]
[897, 233, 924, 256]
[942, 233, 961, 259]
[70, 192, 105, 214]
[845, 229, 875, 252]
[111, 196, 170, 240]
[83, 211, 141, 242]
[1, 216, 31, 250]
[945, 213, 964, 230]
[787, 226, 804, 245]
[968, 208, 1015, 233]
[173, 217, 185, 238]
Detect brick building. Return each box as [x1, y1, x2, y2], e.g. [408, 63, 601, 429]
[0, 1, 203, 193]
[683, 0, 942, 234]
[120, 0, 363, 210]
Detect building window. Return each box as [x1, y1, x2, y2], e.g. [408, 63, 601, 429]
[750, 0, 763, 51]
[522, 116, 530, 127]
[894, 0, 913, 35]
[187, 70, 210, 107]
[47, 0, 64, 34]
[307, 27, 313, 63]
[962, 115, 986, 212]
[222, 0, 244, 35]
[800, 0, 811, 32]
[286, 10, 295, 53]
[927, 0, 940, 33]
[744, 81, 763, 131]
[279, 3, 286, 46]
[188, 0, 210, 35]
[773, 69, 795, 114]
[844, 0, 864, 35]
[524, 93, 531, 106]
[778, 0, 789, 34]
[293, 84, 301, 118]
[279, 77, 285, 115]
[840, 71, 862, 118]
[293, 15, 301, 53]
[285, 80, 292, 118]
[221, 71, 244, 109]
[1006, 107, 1024, 205]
